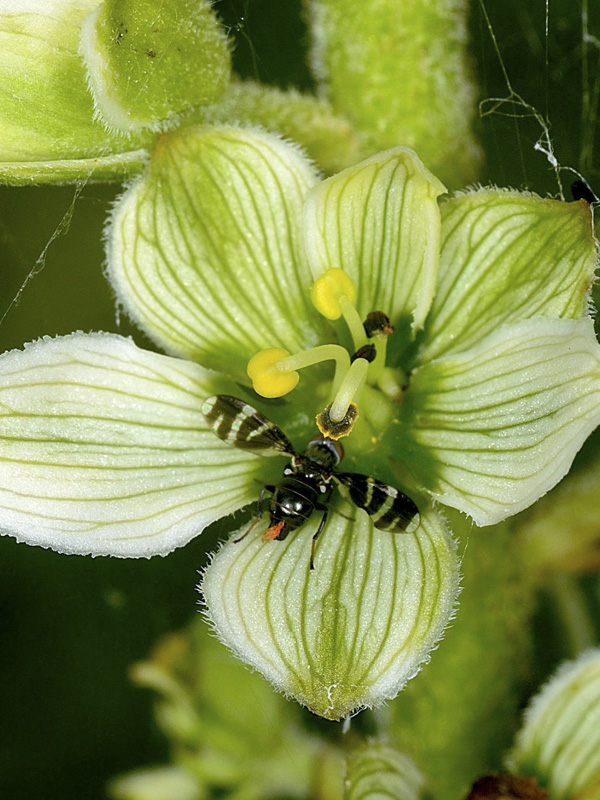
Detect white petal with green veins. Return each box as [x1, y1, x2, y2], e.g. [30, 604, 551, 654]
[108, 126, 326, 380]
[422, 190, 597, 361]
[201, 505, 459, 720]
[402, 317, 600, 525]
[303, 147, 446, 330]
[0, 333, 259, 557]
[508, 649, 600, 800]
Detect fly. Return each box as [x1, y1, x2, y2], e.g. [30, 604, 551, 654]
[202, 394, 420, 569]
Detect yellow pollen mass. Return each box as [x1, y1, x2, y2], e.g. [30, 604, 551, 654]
[310, 268, 357, 320]
[247, 348, 299, 398]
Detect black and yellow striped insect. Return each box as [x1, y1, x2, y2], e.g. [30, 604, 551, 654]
[202, 395, 420, 569]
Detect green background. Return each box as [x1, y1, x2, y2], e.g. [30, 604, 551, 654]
[1, 1, 599, 797]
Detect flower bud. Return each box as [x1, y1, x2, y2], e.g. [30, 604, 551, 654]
[344, 744, 427, 800]
[508, 649, 600, 799]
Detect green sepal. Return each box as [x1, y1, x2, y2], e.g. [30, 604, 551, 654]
[422, 190, 598, 361]
[202, 504, 459, 720]
[80, 0, 231, 132]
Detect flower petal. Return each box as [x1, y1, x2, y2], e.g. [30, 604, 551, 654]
[0, 333, 262, 557]
[303, 147, 446, 331]
[401, 318, 600, 525]
[107, 126, 326, 379]
[421, 190, 597, 361]
[0, 0, 152, 184]
[201, 504, 459, 720]
[344, 744, 427, 800]
[508, 649, 600, 800]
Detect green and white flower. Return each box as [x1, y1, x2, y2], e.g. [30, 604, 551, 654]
[0, 125, 598, 718]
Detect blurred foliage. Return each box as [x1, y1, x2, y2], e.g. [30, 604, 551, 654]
[1, 1, 600, 798]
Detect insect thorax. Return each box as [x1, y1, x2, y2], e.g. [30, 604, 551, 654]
[296, 437, 343, 471]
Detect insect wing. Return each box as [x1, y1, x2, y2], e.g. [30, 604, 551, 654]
[335, 472, 420, 533]
[202, 395, 295, 457]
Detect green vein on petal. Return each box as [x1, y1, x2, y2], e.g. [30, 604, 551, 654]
[0, 333, 261, 557]
[0, 0, 152, 183]
[421, 189, 597, 361]
[508, 649, 600, 800]
[303, 147, 446, 331]
[201, 504, 458, 720]
[108, 125, 326, 379]
[401, 317, 600, 526]
[344, 744, 427, 800]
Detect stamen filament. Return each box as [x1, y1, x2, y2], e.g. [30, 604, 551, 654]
[277, 344, 350, 392]
[339, 294, 368, 351]
[277, 344, 349, 373]
[330, 357, 370, 422]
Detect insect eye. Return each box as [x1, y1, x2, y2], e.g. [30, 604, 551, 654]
[307, 433, 345, 462]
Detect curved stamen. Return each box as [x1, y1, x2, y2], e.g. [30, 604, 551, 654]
[248, 344, 350, 398]
[339, 294, 368, 351]
[330, 357, 370, 422]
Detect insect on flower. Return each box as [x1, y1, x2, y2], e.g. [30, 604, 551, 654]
[202, 395, 420, 569]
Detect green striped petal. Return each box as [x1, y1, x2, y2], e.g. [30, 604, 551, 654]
[344, 744, 426, 800]
[508, 649, 600, 800]
[401, 318, 600, 525]
[107, 126, 326, 380]
[303, 147, 446, 331]
[0, 0, 152, 184]
[201, 504, 459, 720]
[0, 333, 261, 557]
[422, 191, 597, 361]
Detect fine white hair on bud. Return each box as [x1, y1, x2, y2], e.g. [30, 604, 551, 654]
[508, 649, 600, 798]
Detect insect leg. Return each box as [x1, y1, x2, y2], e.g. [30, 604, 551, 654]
[234, 485, 274, 543]
[310, 505, 329, 571]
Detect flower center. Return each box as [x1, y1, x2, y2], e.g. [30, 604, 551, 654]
[247, 269, 403, 439]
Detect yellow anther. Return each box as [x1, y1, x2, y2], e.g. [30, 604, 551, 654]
[247, 348, 299, 398]
[310, 268, 357, 320]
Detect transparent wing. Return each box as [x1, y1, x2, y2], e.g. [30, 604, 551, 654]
[335, 472, 420, 533]
[202, 395, 295, 457]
